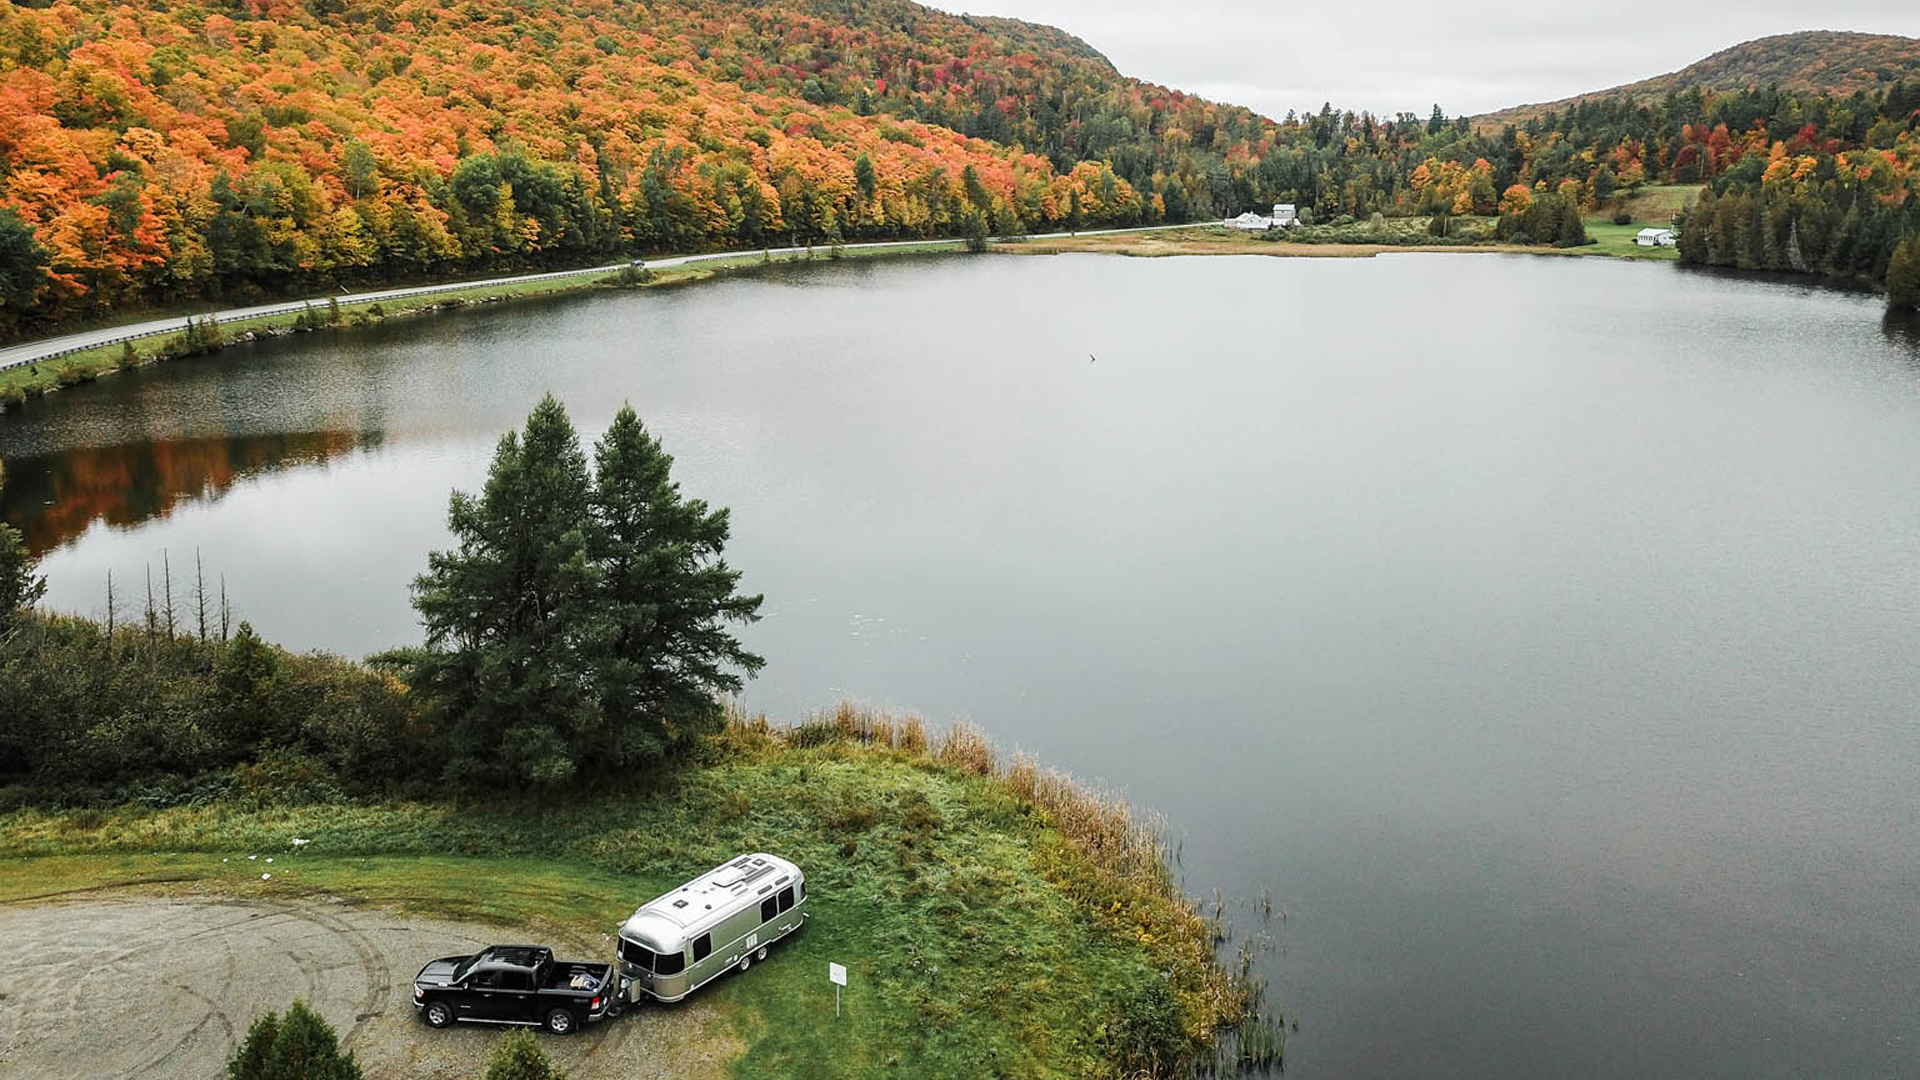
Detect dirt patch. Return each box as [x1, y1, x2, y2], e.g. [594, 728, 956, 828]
[0, 895, 739, 1080]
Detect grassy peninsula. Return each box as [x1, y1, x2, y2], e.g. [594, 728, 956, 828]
[0, 704, 1267, 1078]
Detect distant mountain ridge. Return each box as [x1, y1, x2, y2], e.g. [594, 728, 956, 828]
[1480, 30, 1920, 125]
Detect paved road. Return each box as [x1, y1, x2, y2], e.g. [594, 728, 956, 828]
[0, 895, 736, 1080]
[0, 223, 1205, 373]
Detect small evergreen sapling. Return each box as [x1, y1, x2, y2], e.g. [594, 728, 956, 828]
[0, 523, 46, 633]
[484, 1029, 568, 1080]
[226, 1000, 362, 1080]
[1887, 236, 1920, 311]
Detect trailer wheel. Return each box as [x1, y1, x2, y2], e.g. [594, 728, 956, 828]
[545, 1008, 575, 1035]
[422, 1001, 453, 1028]
[755, 945, 767, 962]
[737, 955, 751, 973]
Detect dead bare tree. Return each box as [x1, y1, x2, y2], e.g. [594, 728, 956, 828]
[161, 550, 177, 641]
[193, 550, 209, 640]
[219, 573, 231, 642]
[144, 565, 158, 642]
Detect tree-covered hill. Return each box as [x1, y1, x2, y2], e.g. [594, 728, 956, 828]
[0, 0, 1275, 333]
[1482, 31, 1920, 128]
[4, 2, 1917, 336]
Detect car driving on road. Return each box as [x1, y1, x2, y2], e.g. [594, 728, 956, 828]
[413, 944, 616, 1034]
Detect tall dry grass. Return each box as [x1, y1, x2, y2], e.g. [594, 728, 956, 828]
[720, 701, 1251, 1056]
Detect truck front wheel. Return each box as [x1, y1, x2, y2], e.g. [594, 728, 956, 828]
[545, 1008, 575, 1035]
[422, 1001, 453, 1028]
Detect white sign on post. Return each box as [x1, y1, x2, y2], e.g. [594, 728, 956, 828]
[829, 962, 847, 1016]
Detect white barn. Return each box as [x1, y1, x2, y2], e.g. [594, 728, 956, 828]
[1225, 204, 1301, 231]
[1635, 227, 1677, 247]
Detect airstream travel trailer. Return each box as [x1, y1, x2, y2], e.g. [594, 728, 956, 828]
[616, 853, 808, 1003]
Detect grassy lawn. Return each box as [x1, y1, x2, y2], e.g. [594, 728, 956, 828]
[0, 716, 1249, 1079]
[1577, 219, 1682, 260]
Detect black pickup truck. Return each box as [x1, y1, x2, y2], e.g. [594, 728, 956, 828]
[412, 944, 617, 1034]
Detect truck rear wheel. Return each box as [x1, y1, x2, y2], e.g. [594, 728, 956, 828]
[422, 1001, 453, 1028]
[545, 1008, 575, 1035]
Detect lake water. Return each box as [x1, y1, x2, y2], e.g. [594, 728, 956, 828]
[4, 252, 1919, 1078]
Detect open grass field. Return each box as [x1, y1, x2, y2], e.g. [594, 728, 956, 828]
[0, 711, 1260, 1079]
[1615, 184, 1702, 224]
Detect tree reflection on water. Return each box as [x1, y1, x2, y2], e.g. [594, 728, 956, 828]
[0, 430, 372, 555]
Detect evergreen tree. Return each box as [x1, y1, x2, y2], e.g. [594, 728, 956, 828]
[485, 1028, 568, 1080]
[853, 153, 878, 204]
[213, 622, 285, 753]
[586, 405, 763, 769]
[411, 394, 600, 785]
[1553, 199, 1590, 247]
[227, 1012, 278, 1080]
[1675, 192, 1709, 264]
[1888, 236, 1920, 311]
[227, 1001, 361, 1080]
[410, 398, 762, 785]
[960, 208, 990, 252]
[0, 207, 49, 317]
[0, 523, 45, 634]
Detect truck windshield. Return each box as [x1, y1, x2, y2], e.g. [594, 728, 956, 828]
[450, 955, 483, 983]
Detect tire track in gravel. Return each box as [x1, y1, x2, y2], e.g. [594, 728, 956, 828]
[0, 894, 733, 1080]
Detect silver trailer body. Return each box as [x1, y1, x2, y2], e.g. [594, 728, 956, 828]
[616, 852, 808, 1003]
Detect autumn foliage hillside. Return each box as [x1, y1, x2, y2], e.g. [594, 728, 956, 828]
[0, 0, 1279, 333]
[1482, 31, 1920, 128]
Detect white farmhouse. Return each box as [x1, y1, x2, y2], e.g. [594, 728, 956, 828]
[1634, 227, 1677, 247]
[1225, 204, 1301, 231]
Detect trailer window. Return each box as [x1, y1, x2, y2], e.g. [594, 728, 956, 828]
[621, 938, 686, 975]
[761, 896, 779, 922]
[619, 938, 655, 969]
[692, 934, 712, 962]
[797, 880, 805, 901]
[778, 886, 795, 912]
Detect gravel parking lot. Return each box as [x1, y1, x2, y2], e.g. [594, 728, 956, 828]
[0, 895, 734, 1080]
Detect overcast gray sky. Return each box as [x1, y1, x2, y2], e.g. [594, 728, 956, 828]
[947, 1, 1920, 119]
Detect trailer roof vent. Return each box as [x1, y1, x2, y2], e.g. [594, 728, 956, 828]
[711, 855, 757, 889]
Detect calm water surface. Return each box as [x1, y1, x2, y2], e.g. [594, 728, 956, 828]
[5, 253, 1919, 1078]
